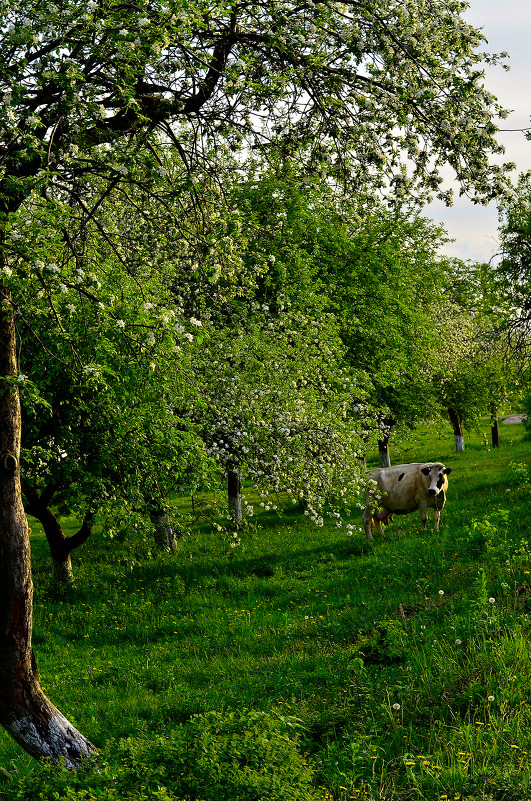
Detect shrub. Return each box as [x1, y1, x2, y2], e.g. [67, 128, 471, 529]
[1, 709, 321, 801]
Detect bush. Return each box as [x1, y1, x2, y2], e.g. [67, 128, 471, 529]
[1, 709, 321, 801]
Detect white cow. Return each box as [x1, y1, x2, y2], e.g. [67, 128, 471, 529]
[362, 462, 452, 540]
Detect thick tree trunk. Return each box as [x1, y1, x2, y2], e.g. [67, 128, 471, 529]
[149, 508, 178, 551]
[227, 469, 242, 524]
[448, 408, 465, 452]
[378, 436, 391, 468]
[23, 485, 93, 589]
[490, 405, 500, 448]
[0, 286, 96, 764]
[377, 415, 395, 468]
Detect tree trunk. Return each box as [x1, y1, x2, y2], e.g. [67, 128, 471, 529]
[23, 485, 93, 590]
[149, 508, 178, 551]
[490, 405, 500, 448]
[378, 436, 391, 468]
[448, 408, 465, 452]
[227, 469, 242, 524]
[0, 285, 96, 764]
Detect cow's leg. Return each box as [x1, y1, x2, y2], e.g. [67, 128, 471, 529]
[362, 507, 374, 540]
[418, 500, 428, 530]
[434, 492, 446, 531]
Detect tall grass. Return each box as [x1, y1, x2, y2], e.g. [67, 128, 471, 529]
[1, 418, 531, 800]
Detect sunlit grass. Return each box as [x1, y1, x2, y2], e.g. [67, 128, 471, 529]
[1, 418, 531, 799]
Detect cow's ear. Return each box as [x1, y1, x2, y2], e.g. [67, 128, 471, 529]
[444, 468, 452, 475]
[421, 467, 431, 476]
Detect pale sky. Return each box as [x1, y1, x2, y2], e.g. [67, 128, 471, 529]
[427, 0, 531, 263]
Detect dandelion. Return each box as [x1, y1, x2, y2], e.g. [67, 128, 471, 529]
[392, 703, 401, 711]
[438, 590, 444, 596]
[488, 695, 494, 702]
[489, 597, 495, 604]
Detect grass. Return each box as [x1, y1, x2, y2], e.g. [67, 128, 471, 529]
[1, 418, 531, 800]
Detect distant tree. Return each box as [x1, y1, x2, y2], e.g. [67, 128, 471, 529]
[193, 305, 368, 527]
[233, 163, 453, 466]
[430, 279, 516, 452]
[497, 172, 531, 361]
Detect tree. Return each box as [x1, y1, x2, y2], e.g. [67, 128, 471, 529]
[193, 304, 368, 527]
[232, 161, 453, 465]
[430, 280, 516, 452]
[0, 0, 515, 764]
[497, 172, 531, 362]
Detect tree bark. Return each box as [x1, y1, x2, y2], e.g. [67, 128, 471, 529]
[149, 507, 178, 551]
[378, 436, 391, 468]
[23, 485, 93, 589]
[448, 408, 465, 452]
[0, 285, 96, 764]
[227, 469, 242, 524]
[490, 405, 500, 448]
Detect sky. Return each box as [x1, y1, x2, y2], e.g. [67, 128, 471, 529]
[426, 0, 531, 263]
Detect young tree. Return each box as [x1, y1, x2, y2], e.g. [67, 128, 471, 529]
[0, 0, 514, 764]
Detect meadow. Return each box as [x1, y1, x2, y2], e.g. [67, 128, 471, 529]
[1, 418, 531, 800]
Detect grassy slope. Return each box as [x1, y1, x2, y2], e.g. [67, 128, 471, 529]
[1, 419, 531, 800]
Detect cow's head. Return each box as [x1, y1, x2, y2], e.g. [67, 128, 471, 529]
[421, 463, 452, 496]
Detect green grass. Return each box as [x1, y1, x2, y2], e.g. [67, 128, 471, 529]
[1, 418, 531, 800]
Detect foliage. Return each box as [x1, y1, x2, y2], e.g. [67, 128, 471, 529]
[0, 0, 514, 220]
[429, 259, 520, 437]
[2, 710, 319, 801]
[497, 171, 531, 360]
[233, 163, 451, 433]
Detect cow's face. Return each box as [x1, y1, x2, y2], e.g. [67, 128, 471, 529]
[421, 463, 452, 496]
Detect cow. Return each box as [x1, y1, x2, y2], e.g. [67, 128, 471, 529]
[362, 462, 452, 540]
